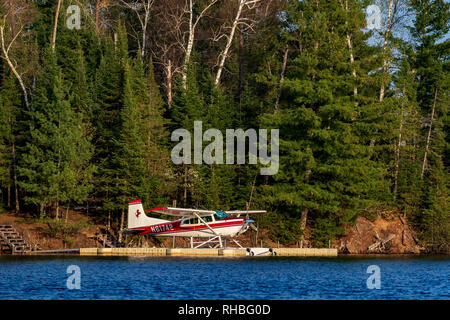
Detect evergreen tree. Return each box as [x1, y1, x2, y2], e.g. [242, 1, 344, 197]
[408, 0, 449, 252]
[93, 36, 126, 215]
[0, 94, 10, 206]
[0, 72, 27, 212]
[260, 0, 390, 246]
[18, 51, 94, 217]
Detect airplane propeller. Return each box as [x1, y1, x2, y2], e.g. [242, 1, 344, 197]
[249, 221, 258, 232]
[236, 218, 258, 236]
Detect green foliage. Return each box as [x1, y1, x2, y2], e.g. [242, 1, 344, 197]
[63, 236, 75, 248]
[0, 0, 447, 252]
[18, 50, 94, 212]
[258, 0, 389, 245]
[44, 219, 91, 237]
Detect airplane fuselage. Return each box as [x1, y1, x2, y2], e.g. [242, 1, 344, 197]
[130, 216, 245, 238]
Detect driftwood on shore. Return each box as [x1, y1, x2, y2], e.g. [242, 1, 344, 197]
[367, 234, 396, 253]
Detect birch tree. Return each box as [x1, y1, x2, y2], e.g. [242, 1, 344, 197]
[181, 0, 218, 88]
[0, 18, 29, 109]
[377, 0, 409, 102]
[213, 0, 266, 86]
[51, 0, 63, 52]
[120, 0, 154, 62]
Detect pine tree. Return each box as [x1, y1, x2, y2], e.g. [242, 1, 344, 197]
[0, 94, 10, 207]
[135, 57, 174, 206]
[92, 36, 125, 215]
[18, 51, 94, 217]
[391, 47, 422, 213]
[113, 62, 148, 234]
[0, 71, 26, 212]
[259, 0, 390, 246]
[408, 0, 449, 252]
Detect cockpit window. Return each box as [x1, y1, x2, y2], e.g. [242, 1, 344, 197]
[214, 211, 227, 221]
[181, 217, 198, 225]
[181, 214, 216, 225]
[202, 215, 213, 223]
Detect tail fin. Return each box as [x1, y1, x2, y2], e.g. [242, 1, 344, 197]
[127, 200, 169, 229]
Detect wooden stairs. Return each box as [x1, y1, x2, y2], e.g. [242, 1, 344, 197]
[0, 225, 33, 254]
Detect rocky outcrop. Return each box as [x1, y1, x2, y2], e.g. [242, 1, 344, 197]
[338, 211, 423, 254]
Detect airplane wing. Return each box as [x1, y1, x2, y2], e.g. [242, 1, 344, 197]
[147, 207, 216, 217]
[224, 210, 266, 216]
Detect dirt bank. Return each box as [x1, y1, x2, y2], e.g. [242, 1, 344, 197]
[337, 211, 423, 254]
[0, 211, 101, 250]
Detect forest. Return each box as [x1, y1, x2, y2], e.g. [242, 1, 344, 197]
[0, 0, 448, 252]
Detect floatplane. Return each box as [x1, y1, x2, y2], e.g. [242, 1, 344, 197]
[122, 199, 265, 248]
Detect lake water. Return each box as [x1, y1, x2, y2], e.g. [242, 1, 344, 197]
[0, 255, 448, 300]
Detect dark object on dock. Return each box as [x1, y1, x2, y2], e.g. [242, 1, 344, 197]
[93, 228, 125, 248]
[0, 225, 33, 254]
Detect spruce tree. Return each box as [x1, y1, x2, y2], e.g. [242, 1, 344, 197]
[408, 0, 449, 252]
[260, 0, 390, 246]
[19, 51, 94, 217]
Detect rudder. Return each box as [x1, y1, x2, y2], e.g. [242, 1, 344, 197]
[127, 199, 169, 229]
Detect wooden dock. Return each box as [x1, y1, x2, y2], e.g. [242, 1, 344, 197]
[27, 247, 338, 257]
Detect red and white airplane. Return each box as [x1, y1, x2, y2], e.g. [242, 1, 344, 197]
[122, 199, 265, 248]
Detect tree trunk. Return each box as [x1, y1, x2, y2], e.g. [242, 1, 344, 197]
[11, 141, 19, 214]
[347, 34, 357, 97]
[215, 0, 245, 86]
[95, 0, 100, 33]
[55, 201, 59, 220]
[393, 86, 406, 199]
[119, 208, 125, 242]
[421, 88, 438, 179]
[51, 0, 63, 52]
[183, 0, 217, 88]
[300, 208, 308, 245]
[167, 59, 173, 109]
[39, 203, 45, 219]
[379, 0, 394, 102]
[0, 25, 30, 109]
[141, 1, 151, 62]
[300, 168, 311, 245]
[65, 203, 70, 224]
[238, 26, 245, 108]
[274, 44, 289, 114]
[7, 0, 16, 38]
[7, 185, 11, 208]
[182, 0, 195, 88]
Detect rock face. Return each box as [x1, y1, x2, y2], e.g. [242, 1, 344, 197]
[338, 212, 423, 254]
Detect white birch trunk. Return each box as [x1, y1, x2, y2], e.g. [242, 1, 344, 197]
[51, 0, 63, 52]
[0, 24, 29, 109]
[182, 0, 218, 88]
[379, 0, 394, 102]
[214, 0, 246, 86]
[274, 44, 289, 114]
[421, 88, 438, 179]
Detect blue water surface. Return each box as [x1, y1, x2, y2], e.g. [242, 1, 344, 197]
[0, 255, 448, 300]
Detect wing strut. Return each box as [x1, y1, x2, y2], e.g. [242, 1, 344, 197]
[193, 212, 222, 248]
